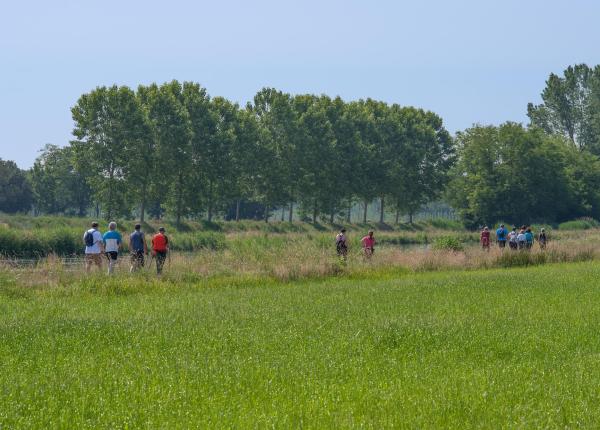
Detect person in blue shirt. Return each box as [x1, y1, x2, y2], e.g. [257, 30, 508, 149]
[496, 224, 508, 249]
[129, 223, 147, 272]
[524, 227, 534, 250]
[103, 221, 122, 275]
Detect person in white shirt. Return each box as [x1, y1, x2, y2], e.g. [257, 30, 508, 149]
[83, 222, 104, 272]
[335, 228, 348, 260]
[516, 228, 527, 250]
[507, 227, 518, 250]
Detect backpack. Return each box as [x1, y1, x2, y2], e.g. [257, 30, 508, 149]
[84, 229, 95, 247]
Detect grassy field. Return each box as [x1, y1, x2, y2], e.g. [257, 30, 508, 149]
[2, 262, 600, 428]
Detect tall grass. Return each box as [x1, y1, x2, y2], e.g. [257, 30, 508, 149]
[0, 214, 480, 258]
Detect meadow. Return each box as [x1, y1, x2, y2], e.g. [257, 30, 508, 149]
[4, 215, 600, 427]
[2, 262, 600, 428]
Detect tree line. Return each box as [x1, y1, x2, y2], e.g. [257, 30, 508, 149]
[16, 83, 455, 224]
[3, 64, 600, 227]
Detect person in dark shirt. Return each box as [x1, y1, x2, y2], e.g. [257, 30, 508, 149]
[129, 223, 147, 272]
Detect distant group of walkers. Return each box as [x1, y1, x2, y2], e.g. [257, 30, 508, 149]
[480, 224, 548, 251]
[83, 222, 170, 275]
[335, 229, 376, 260]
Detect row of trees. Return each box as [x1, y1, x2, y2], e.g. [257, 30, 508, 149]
[25, 82, 454, 224]
[4, 63, 600, 227]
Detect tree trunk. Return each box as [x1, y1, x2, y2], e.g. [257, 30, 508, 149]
[363, 199, 368, 223]
[140, 183, 146, 224]
[330, 209, 334, 224]
[264, 204, 269, 223]
[346, 201, 351, 223]
[207, 181, 213, 222]
[235, 199, 241, 222]
[281, 207, 285, 221]
[409, 212, 413, 224]
[288, 202, 293, 222]
[107, 167, 114, 220]
[395, 208, 400, 224]
[95, 202, 100, 218]
[379, 197, 385, 223]
[313, 201, 318, 223]
[176, 173, 183, 228]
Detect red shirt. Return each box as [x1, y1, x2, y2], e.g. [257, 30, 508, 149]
[480, 230, 490, 245]
[361, 235, 375, 248]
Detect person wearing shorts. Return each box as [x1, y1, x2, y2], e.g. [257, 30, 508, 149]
[103, 221, 122, 275]
[129, 223, 147, 272]
[83, 222, 104, 272]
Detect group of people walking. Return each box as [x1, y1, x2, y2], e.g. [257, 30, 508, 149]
[335, 229, 376, 260]
[480, 224, 548, 250]
[83, 222, 170, 275]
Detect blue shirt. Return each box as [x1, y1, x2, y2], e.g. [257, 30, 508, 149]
[129, 231, 145, 252]
[103, 230, 122, 253]
[525, 232, 534, 243]
[496, 227, 508, 241]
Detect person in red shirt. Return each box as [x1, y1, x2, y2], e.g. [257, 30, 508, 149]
[480, 226, 491, 250]
[361, 230, 376, 258]
[151, 227, 170, 275]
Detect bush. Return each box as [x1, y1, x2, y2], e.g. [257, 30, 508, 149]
[558, 218, 600, 230]
[432, 236, 464, 252]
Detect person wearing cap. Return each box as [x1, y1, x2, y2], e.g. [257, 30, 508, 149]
[496, 224, 508, 249]
[361, 230, 376, 258]
[151, 227, 170, 275]
[335, 228, 348, 260]
[83, 221, 104, 272]
[480, 226, 491, 250]
[538, 228, 548, 249]
[129, 223, 147, 272]
[103, 221, 122, 275]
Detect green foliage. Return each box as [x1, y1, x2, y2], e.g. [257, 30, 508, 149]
[0, 159, 32, 213]
[447, 123, 600, 226]
[432, 235, 464, 251]
[558, 218, 600, 230]
[527, 64, 600, 153]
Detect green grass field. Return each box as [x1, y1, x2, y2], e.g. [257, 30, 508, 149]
[2, 262, 600, 428]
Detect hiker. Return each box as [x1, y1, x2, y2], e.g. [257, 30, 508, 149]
[480, 226, 491, 250]
[525, 227, 534, 250]
[103, 221, 122, 275]
[129, 223, 147, 272]
[496, 224, 508, 249]
[538, 228, 548, 249]
[335, 228, 348, 259]
[151, 227, 169, 275]
[517, 227, 527, 250]
[508, 227, 518, 250]
[361, 230, 376, 258]
[83, 221, 104, 272]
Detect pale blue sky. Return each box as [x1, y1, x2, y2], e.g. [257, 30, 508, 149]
[1, 0, 598, 168]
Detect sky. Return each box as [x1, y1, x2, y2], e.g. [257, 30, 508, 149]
[1, 0, 598, 168]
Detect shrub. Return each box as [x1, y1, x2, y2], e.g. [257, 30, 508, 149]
[558, 218, 600, 230]
[432, 236, 463, 252]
